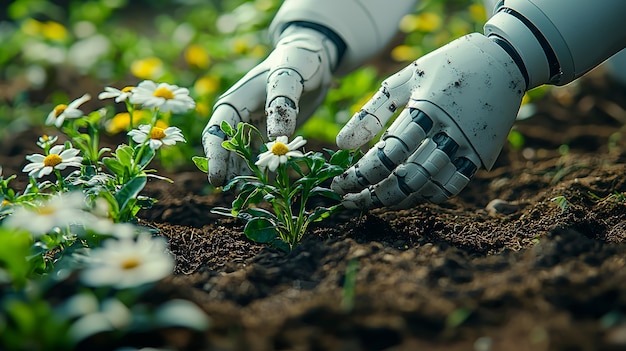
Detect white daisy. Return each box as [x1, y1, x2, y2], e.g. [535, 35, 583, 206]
[63, 295, 132, 343]
[255, 135, 306, 172]
[128, 124, 186, 150]
[45, 94, 91, 128]
[4, 192, 91, 236]
[98, 86, 134, 103]
[86, 218, 138, 239]
[36, 134, 58, 149]
[129, 80, 195, 114]
[79, 234, 175, 289]
[22, 144, 83, 178]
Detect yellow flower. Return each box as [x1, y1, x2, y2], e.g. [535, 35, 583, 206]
[42, 21, 68, 41]
[194, 76, 219, 96]
[131, 57, 164, 80]
[414, 12, 442, 33]
[106, 112, 132, 134]
[399, 14, 419, 33]
[400, 12, 443, 33]
[250, 44, 269, 58]
[390, 45, 422, 63]
[232, 37, 249, 54]
[195, 101, 210, 116]
[469, 4, 488, 23]
[106, 110, 151, 134]
[185, 44, 210, 69]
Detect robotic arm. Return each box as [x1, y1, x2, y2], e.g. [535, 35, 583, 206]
[202, 0, 416, 186]
[331, 0, 626, 209]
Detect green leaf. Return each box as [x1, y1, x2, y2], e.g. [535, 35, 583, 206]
[309, 204, 343, 222]
[210, 207, 237, 218]
[115, 144, 134, 165]
[232, 187, 263, 212]
[137, 146, 155, 169]
[97, 147, 112, 158]
[246, 207, 276, 219]
[329, 149, 351, 167]
[0, 228, 32, 288]
[271, 238, 291, 253]
[310, 186, 342, 201]
[220, 120, 234, 136]
[102, 157, 126, 177]
[244, 218, 277, 243]
[115, 175, 147, 220]
[223, 176, 263, 194]
[192, 156, 209, 173]
[98, 191, 120, 219]
[311, 166, 344, 183]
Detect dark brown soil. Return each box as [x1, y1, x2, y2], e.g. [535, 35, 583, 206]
[4, 67, 626, 351]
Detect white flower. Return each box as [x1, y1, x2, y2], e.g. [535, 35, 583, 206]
[255, 135, 306, 172]
[87, 219, 138, 239]
[22, 144, 83, 178]
[45, 94, 91, 128]
[37, 134, 58, 149]
[4, 192, 90, 236]
[79, 234, 175, 289]
[129, 80, 195, 113]
[63, 294, 132, 343]
[128, 124, 186, 150]
[98, 86, 134, 103]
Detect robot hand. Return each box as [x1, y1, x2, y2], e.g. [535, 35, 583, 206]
[331, 33, 526, 209]
[202, 25, 338, 186]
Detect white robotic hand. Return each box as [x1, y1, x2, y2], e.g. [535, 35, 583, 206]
[331, 33, 526, 209]
[202, 24, 339, 186]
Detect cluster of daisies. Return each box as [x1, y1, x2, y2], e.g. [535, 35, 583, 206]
[5, 80, 199, 289]
[25, 80, 192, 179]
[7, 78, 312, 290]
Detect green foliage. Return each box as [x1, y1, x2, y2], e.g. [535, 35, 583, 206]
[551, 195, 570, 212]
[0, 228, 33, 289]
[197, 122, 362, 251]
[507, 129, 526, 150]
[0, 295, 72, 351]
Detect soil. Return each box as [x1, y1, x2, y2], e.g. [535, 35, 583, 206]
[4, 67, 626, 351]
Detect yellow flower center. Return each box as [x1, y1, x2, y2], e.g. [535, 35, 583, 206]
[121, 257, 141, 270]
[43, 154, 63, 167]
[122, 86, 134, 93]
[153, 87, 174, 100]
[150, 127, 166, 140]
[271, 142, 289, 156]
[42, 134, 49, 141]
[1, 199, 10, 207]
[53, 104, 67, 117]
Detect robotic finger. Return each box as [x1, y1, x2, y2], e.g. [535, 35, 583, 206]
[336, 62, 424, 150]
[202, 104, 251, 186]
[331, 107, 433, 195]
[266, 25, 339, 138]
[341, 132, 460, 209]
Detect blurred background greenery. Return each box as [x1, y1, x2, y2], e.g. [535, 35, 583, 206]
[0, 0, 491, 169]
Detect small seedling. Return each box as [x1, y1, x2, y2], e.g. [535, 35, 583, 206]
[194, 121, 361, 252]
